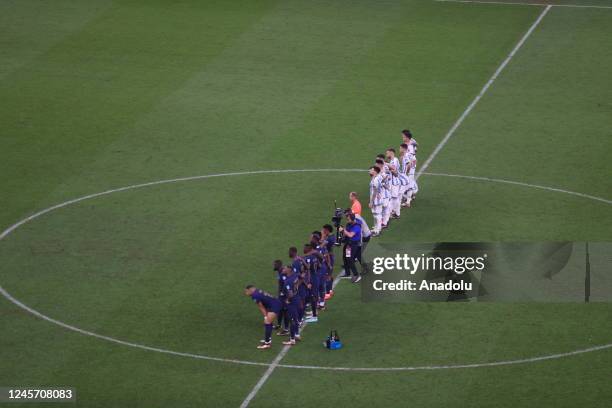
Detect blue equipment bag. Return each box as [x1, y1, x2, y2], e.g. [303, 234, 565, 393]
[324, 330, 343, 350]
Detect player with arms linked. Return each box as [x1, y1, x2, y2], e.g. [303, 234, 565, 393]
[280, 265, 302, 346]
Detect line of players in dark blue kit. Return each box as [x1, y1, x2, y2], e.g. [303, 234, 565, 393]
[244, 224, 339, 349]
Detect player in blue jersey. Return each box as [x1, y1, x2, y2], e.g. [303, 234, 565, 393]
[273, 259, 290, 336]
[302, 242, 322, 323]
[312, 233, 332, 309]
[244, 285, 283, 349]
[289, 246, 307, 326]
[321, 224, 336, 299]
[280, 265, 302, 345]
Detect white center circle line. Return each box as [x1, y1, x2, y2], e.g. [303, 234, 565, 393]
[1, 168, 611, 371]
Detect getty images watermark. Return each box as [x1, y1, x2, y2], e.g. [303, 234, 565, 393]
[362, 242, 612, 302]
[370, 253, 487, 292]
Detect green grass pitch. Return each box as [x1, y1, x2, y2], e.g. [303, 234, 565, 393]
[1, 0, 612, 407]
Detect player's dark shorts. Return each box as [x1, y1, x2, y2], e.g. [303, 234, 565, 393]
[320, 266, 330, 277]
[310, 274, 320, 290]
[267, 299, 283, 314]
[286, 301, 300, 322]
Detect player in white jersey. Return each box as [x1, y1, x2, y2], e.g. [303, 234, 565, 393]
[400, 143, 418, 207]
[402, 129, 418, 154]
[368, 166, 384, 236]
[397, 143, 411, 209]
[375, 156, 391, 229]
[385, 148, 402, 219]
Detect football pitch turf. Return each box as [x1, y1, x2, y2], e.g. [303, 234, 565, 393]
[1, 0, 612, 406]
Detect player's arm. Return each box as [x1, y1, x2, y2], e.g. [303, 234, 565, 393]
[285, 286, 295, 303]
[256, 302, 267, 317]
[324, 252, 331, 269]
[305, 268, 312, 289]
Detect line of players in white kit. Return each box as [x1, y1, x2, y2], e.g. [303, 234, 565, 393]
[368, 129, 419, 235]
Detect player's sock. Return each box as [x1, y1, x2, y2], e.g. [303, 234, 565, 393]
[264, 323, 273, 342]
[374, 214, 382, 233]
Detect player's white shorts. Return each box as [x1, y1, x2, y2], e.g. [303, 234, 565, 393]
[390, 184, 400, 198]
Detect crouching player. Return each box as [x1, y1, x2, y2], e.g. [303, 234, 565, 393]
[244, 285, 282, 349]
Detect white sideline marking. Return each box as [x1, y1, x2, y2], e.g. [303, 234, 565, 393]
[238, 345, 290, 408]
[0, 169, 611, 375]
[435, 0, 612, 9]
[239, 275, 342, 408]
[418, 4, 551, 177]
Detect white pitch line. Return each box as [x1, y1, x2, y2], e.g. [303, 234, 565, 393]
[435, 0, 612, 9]
[417, 4, 551, 177]
[239, 274, 342, 407]
[426, 173, 612, 205]
[239, 346, 291, 408]
[276, 342, 612, 371]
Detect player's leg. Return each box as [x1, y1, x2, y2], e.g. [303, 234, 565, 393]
[372, 205, 383, 234]
[257, 311, 277, 349]
[306, 279, 318, 322]
[392, 185, 401, 218]
[283, 303, 301, 345]
[390, 184, 401, 217]
[296, 284, 307, 324]
[317, 268, 326, 308]
[382, 197, 391, 227]
[277, 306, 289, 336]
[276, 303, 284, 328]
[325, 270, 334, 299]
[404, 176, 416, 207]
